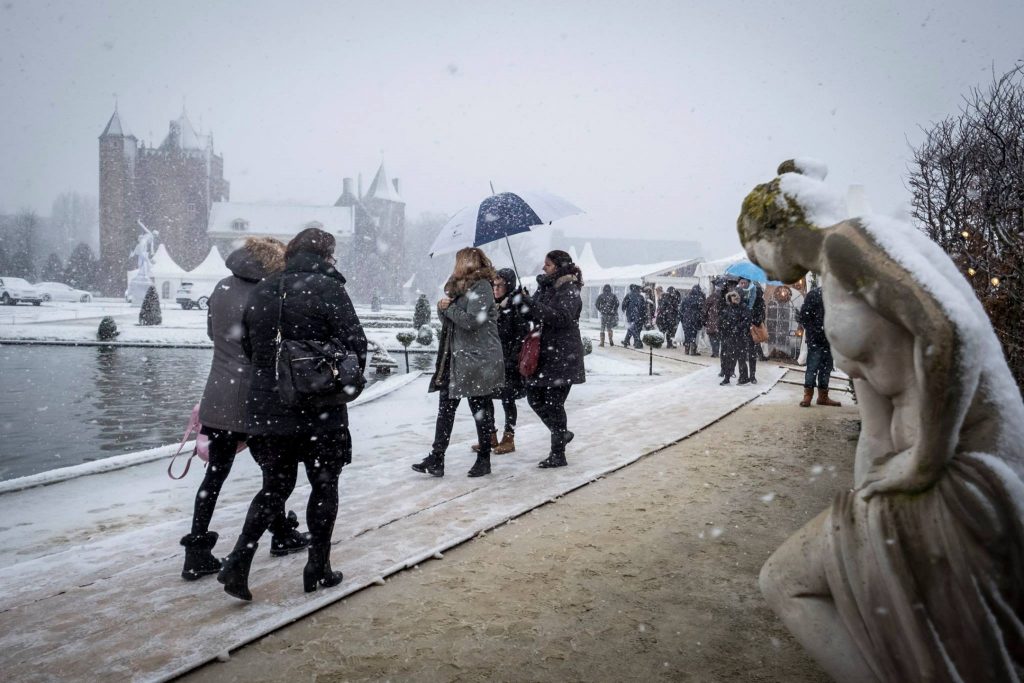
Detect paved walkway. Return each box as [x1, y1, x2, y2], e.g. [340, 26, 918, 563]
[0, 365, 784, 682]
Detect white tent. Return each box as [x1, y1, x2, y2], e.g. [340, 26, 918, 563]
[126, 244, 190, 301]
[692, 251, 747, 292]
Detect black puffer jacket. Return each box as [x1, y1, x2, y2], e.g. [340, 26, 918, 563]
[524, 268, 586, 388]
[797, 287, 828, 348]
[719, 300, 751, 348]
[494, 268, 531, 398]
[199, 244, 279, 432]
[242, 251, 367, 436]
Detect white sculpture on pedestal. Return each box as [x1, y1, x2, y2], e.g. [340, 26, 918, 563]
[738, 159, 1024, 682]
[126, 220, 159, 307]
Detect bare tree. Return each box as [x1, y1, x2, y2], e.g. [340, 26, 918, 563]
[908, 64, 1024, 388]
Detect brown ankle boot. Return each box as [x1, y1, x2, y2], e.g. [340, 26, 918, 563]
[816, 388, 841, 407]
[493, 430, 516, 454]
[472, 431, 499, 453]
[799, 387, 814, 407]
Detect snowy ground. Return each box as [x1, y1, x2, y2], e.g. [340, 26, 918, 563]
[0, 299, 437, 353]
[0, 345, 786, 682]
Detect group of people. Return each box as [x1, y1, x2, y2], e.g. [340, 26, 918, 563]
[180, 233, 587, 602]
[411, 247, 586, 477]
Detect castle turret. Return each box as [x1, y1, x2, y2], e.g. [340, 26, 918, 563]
[98, 108, 139, 295]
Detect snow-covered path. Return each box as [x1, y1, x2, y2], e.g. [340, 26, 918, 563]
[0, 355, 784, 683]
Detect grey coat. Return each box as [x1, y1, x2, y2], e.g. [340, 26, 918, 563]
[434, 279, 505, 400]
[198, 248, 273, 432]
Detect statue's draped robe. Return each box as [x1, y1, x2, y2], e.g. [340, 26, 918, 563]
[824, 453, 1024, 682]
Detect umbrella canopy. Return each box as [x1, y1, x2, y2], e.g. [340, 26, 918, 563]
[724, 260, 783, 285]
[428, 190, 582, 257]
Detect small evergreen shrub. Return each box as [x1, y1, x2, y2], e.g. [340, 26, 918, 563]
[97, 317, 119, 341]
[139, 286, 162, 326]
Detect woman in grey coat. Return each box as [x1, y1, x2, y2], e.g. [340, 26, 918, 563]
[179, 237, 308, 581]
[412, 247, 504, 478]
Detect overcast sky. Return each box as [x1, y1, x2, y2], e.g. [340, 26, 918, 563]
[2, 0, 1022, 259]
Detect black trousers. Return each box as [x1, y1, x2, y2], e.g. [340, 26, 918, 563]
[431, 388, 495, 456]
[526, 385, 572, 455]
[189, 428, 292, 537]
[745, 334, 759, 378]
[235, 430, 349, 549]
[721, 339, 749, 381]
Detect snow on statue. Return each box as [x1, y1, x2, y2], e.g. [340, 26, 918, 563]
[738, 159, 1024, 682]
[131, 220, 158, 277]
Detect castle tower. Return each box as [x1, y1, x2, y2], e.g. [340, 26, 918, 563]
[98, 107, 139, 295]
[97, 106, 230, 293]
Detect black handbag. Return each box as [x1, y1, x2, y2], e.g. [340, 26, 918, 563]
[274, 277, 365, 406]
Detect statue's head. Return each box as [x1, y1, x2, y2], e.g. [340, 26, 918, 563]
[736, 160, 822, 284]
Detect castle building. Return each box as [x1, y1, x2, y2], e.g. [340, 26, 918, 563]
[98, 107, 229, 294]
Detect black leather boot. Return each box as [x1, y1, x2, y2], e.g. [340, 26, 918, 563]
[538, 452, 568, 468]
[269, 510, 311, 557]
[303, 543, 344, 593]
[180, 531, 221, 581]
[217, 541, 258, 601]
[467, 453, 491, 477]
[411, 452, 445, 477]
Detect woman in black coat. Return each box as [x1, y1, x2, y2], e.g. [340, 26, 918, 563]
[179, 237, 309, 582]
[521, 250, 586, 468]
[718, 289, 751, 385]
[217, 227, 367, 601]
[679, 285, 707, 355]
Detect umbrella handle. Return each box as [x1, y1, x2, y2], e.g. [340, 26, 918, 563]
[505, 235, 521, 284]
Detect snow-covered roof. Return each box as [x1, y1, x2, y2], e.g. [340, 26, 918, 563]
[188, 246, 230, 278]
[100, 110, 124, 137]
[693, 251, 747, 280]
[150, 244, 189, 277]
[161, 111, 211, 151]
[575, 240, 700, 286]
[207, 202, 355, 238]
[364, 163, 404, 203]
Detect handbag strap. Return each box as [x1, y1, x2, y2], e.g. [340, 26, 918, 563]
[167, 420, 199, 480]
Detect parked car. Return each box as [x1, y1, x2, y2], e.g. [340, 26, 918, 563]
[35, 282, 93, 303]
[175, 282, 210, 310]
[0, 277, 43, 306]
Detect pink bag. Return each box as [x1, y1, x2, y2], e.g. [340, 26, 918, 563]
[167, 404, 246, 480]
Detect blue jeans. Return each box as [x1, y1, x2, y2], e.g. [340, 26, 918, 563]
[623, 320, 643, 347]
[804, 345, 834, 389]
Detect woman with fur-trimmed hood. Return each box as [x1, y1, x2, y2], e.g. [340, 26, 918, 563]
[520, 249, 586, 469]
[412, 247, 504, 479]
[179, 237, 309, 583]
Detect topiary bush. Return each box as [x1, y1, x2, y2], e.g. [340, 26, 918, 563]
[416, 324, 434, 346]
[97, 316, 119, 341]
[641, 330, 665, 348]
[139, 286, 162, 326]
[413, 294, 431, 329]
[395, 330, 416, 347]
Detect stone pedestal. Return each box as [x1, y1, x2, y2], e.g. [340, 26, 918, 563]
[127, 272, 155, 308]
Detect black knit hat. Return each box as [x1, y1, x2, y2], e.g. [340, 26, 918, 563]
[496, 267, 518, 291]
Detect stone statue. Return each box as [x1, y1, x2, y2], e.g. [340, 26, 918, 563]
[738, 160, 1024, 682]
[131, 220, 157, 277]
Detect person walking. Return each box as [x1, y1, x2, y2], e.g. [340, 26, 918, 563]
[521, 250, 586, 468]
[179, 237, 310, 582]
[472, 267, 530, 455]
[621, 284, 646, 348]
[739, 278, 766, 383]
[718, 289, 751, 385]
[594, 284, 619, 347]
[656, 286, 681, 348]
[217, 227, 367, 601]
[796, 286, 841, 407]
[679, 284, 706, 355]
[412, 247, 504, 478]
[703, 278, 723, 358]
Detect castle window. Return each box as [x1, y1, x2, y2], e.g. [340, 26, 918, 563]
[231, 219, 249, 232]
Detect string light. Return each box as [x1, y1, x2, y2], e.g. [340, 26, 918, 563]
[961, 230, 970, 238]
[991, 277, 1001, 286]
[967, 268, 977, 276]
